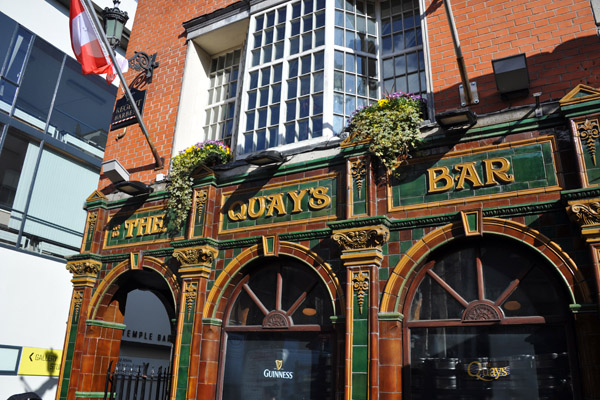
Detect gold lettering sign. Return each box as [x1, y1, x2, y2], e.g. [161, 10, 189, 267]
[225, 186, 332, 222]
[123, 214, 167, 238]
[427, 157, 515, 194]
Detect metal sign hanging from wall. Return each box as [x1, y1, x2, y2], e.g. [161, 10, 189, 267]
[110, 52, 159, 131]
[111, 88, 147, 130]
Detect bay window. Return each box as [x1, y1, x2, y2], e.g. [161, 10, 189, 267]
[182, 0, 429, 157]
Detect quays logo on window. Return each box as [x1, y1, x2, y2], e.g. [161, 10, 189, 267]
[467, 360, 510, 381]
[263, 359, 294, 380]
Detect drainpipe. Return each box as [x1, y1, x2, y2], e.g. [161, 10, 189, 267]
[443, 0, 473, 105]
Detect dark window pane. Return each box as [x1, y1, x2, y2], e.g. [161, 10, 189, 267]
[409, 326, 573, 400]
[49, 57, 117, 151]
[0, 13, 19, 70]
[14, 37, 62, 128]
[223, 332, 334, 400]
[0, 128, 29, 209]
[3, 26, 33, 84]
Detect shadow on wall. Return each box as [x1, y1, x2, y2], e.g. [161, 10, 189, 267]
[431, 32, 600, 114]
[9, 348, 60, 400]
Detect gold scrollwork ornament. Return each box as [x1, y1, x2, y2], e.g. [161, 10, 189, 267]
[353, 271, 369, 314]
[351, 159, 366, 199]
[577, 118, 600, 165]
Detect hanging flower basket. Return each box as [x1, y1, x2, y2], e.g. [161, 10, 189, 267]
[167, 141, 232, 231]
[346, 92, 424, 172]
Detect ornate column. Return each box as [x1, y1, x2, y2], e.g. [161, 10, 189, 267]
[332, 225, 389, 400]
[172, 245, 218, 400]
[57, 258, 101, 400]
[566, 199, 600, 398]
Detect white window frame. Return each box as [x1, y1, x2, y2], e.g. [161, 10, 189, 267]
[178, 0, 432, 160]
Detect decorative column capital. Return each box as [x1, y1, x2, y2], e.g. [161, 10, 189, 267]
[332, 225, 389, 267]
[567, 198, 600, 243]
[66, 259, 101, 287]
[332, 225, 389, 250]
[173, 245, 218, 278]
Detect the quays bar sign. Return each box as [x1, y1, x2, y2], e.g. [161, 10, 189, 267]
[104, 206, 169, 248]
[219, 173, 340, 234]
[388, 137, 561, 212]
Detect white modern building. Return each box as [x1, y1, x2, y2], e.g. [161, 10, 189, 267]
[0, 0, 137, 398]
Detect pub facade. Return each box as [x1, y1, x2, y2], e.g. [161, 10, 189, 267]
[57, 0, 600, 399]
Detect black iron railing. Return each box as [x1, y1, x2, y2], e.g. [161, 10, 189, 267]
[103, 361, 172, 400]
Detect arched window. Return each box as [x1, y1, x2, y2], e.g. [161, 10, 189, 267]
[220, 259, 336, 400]
[404, 238, 577, 399]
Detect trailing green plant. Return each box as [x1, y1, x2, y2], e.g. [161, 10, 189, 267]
[346, 92, 424, 172]
[167, 141, 232, 231]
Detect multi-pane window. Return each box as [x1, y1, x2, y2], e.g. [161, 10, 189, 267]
[242, 0, 327, 154]
[199, 0, 428, 155]
[380, 0, 426, 95]
[204, 49, 241, 142]
[333, 0, 379, 134]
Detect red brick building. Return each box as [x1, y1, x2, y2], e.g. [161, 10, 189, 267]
[58, 0, 600, 399]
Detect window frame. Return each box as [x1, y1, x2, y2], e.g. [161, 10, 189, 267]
[183, 0, 433, 159]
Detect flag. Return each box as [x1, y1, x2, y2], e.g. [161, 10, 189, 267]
[69, 0, 127, 83]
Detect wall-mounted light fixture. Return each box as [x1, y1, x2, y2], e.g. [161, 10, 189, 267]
[435, 108, 477, 131]
[245, 150, 285, 166]
[492, 54, 530, 100]
[102, 159, 129, 184]
[114, 181, 154, 196]
[102, 0, 128, 49]
[102, 0, 159, 82]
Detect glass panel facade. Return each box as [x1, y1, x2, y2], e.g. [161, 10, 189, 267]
[0, 12, 118, 258]
[49, 56, 116, 151]
[0, 11, 117, 156]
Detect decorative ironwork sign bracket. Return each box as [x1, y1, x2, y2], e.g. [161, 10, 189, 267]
[129, 52, 159, 83]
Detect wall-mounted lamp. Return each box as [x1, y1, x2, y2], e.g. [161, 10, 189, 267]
[114, 180, 154, 196]
[102, 159, 129, 184]
[492, 54, 530, 100]
[245, 150, 285, 166]
[435, 108, 477, 131]
[102, 0, 128, 49]
[102, 0, 159, 82]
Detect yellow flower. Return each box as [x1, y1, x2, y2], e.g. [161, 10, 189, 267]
[378, 98, 389, 107]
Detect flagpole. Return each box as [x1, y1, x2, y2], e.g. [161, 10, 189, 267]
[82, 0, 164, 169]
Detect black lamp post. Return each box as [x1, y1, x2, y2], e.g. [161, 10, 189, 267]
[102, 0, 129, 50]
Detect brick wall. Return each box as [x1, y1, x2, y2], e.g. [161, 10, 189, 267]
[427, 0, 600, 113]
[102, 0, 600, 187]
[100, 0, 239, 190]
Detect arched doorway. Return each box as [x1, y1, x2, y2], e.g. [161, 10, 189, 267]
[100, 267, 177, 399]
[118, 289, 174, 371]
[219, 258, 336, 400]
[403, 237, 578, 399]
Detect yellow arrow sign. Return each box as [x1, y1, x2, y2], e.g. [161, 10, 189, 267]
[18, 347, 62, 376]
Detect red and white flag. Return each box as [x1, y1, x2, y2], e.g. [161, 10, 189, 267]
[69, 0, 127, 83]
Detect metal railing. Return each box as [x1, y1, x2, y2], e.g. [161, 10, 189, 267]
[103, 361, 172, 400]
